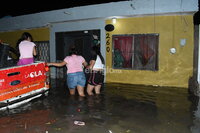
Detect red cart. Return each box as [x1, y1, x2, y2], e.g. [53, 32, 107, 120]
[0, 61, 50, 110]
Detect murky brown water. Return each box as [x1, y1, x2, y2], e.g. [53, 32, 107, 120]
[0, 79, 200, 133]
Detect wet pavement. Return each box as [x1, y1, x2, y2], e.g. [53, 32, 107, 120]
[0, 79, 200, 133]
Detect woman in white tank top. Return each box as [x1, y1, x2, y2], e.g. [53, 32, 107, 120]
[87, 45, 105, 95]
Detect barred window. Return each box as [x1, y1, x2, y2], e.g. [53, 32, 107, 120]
[34, 41, 50, 62]
[112, 34, 159, 71]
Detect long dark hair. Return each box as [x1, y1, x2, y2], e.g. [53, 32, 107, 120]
[69, 45, 78, 56]
[16, 32, 33, 54]
[20, 32, 33, 41]
[91, 45, 105, 65]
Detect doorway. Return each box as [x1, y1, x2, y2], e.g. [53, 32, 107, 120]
[55, 29, 100, 79]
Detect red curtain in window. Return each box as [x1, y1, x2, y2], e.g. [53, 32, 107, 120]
[114, 36, 133, 68]
[139, 35, 155, 66]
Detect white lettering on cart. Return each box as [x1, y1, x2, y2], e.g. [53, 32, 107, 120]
[0, 86, 28, 96]
[25, 71, 43, 78]
[0, 79, 5, 82]
[0, 79, 5, 86]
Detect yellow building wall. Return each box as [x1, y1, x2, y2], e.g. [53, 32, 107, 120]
[105, 15, 194, 88]
[0, 28, 50, 48]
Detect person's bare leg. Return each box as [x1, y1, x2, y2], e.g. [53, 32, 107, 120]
[94, 85, 101, 94]
[77, 85, 85, 97]
[69, 89, 76, 95]
[87, 84, 94, 95]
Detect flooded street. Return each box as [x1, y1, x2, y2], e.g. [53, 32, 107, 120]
[0, 79, 200, 133]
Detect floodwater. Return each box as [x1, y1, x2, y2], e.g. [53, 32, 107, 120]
[0, 79, 200, 133]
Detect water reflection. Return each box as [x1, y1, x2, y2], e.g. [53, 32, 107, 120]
[191, 93, 200, 133]
[0, 80, 199, 133]
[105, 83, 193, 133]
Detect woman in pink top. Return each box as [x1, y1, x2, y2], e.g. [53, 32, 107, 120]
[47, 46, 87, 97]
[17, 32, 37, 65]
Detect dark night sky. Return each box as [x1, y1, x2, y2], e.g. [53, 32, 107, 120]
[0, 0, 126, 18]
[0, 0, 199, 24]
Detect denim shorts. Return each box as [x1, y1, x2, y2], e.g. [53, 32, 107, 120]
[66, 72, 86, 89]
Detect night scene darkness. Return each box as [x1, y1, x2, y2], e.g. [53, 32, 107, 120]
[0, 0, 125, 18]
[0, 0, 199, 24]
[0, 1, 200, 133]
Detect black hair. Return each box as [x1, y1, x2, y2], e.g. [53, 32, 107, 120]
[20, 32, 33, 42]
[69, 45, 78, 56]
[15, 38, 22, 50]
[15, 32, 33, 55]
[91, 45, 105, 65]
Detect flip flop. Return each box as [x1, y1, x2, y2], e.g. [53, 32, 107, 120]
[74, 120, 85, 126]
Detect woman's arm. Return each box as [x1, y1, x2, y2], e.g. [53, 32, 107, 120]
[87, 60, 95, 69]
[33, 46, 37, 56]
[47, 61, 67, 67]
[82, 61, 88, 67]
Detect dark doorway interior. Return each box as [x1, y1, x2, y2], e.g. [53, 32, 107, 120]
[56, 29, 100, 63]
[55, 29, 100, 78]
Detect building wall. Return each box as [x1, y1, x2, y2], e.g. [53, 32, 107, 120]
[0, 0, 198, 88]
[198, 25, 200, 84]
[106, 15, 194, 88]
[0, 0, 198, 32]
[0, 28, 49, 47]
[49, 19, 106, 78]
